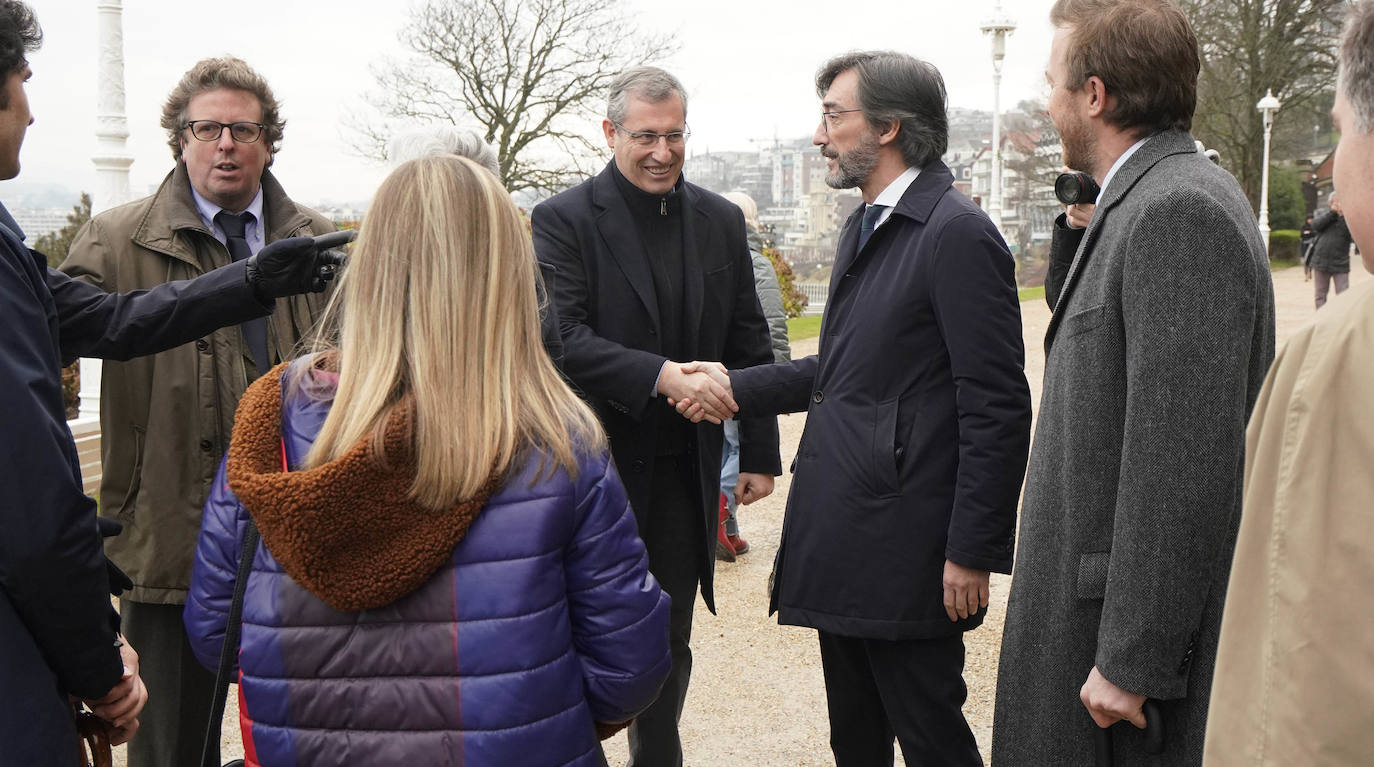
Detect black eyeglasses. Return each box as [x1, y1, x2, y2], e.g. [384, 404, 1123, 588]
[614, 122, 690, 147]
[820, 108, 864, 130]
[184, 120, 267, 144]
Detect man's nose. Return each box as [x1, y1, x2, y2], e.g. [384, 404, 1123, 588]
[650, 140, 673, 164]
[217, 127, 236, 151]
[812, 121, 827, 146]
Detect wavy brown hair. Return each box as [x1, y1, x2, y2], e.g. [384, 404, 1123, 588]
[1050, 0, 1199, 136]
[160, 57, 284, 163]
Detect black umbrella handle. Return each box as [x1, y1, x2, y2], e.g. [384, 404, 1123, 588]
[1143, 699, 1165, 754]
[1094, 725, 1114, 767]
[1094, 699, 1166, 767]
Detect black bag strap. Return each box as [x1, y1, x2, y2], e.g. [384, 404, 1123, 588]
[200, 517, 258, 767]
[201, 436, 283, 767]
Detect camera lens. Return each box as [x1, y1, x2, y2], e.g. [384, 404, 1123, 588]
[1054, 172, 1100, 205]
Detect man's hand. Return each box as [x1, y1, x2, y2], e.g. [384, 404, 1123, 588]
[661, 361, 736, 423]
[83, 639, 147, 746]
[658, 362, 736, 424]
[669, 362, 736, 423]
[245, 236, 346, 301]
[942, 560, 990, 621]
[1065, 202, 1096, 229]
[734, 472, 774, 505]
[1080, 666, 1147, 730]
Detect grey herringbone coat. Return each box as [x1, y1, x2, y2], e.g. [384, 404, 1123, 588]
[992, 131, 1275, 766]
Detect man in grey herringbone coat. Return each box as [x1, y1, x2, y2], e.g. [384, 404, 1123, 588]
[992, 1, 1276, 764]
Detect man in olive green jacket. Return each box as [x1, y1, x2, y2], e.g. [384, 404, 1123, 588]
[59, 56, 332, 767]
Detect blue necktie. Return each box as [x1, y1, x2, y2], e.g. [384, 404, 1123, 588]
[214, 210, 271, 379]
[857, 204, 888, 251]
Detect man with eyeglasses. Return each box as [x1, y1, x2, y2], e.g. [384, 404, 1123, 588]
[59, 56, 335, 767]
[532, 65, 780, 767]
[674, 51, 1031, 765]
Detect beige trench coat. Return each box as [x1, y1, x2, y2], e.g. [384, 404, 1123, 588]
[1205, 278, 1374, 765]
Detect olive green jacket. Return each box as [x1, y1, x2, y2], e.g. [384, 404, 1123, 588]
[59, 163, 333, 604]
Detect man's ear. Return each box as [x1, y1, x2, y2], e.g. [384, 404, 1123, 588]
[876, 119, 901, 147]
[602, 119, 617, 150]
[1084, 76, 1111, 119]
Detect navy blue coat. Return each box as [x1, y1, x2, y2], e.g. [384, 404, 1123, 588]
[0, 203, 271, 764]
[730, 164, 1032, 639]
[184, 366, 671, 765]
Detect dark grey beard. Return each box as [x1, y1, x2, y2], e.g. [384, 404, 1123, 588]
[825, 134, 881, 189]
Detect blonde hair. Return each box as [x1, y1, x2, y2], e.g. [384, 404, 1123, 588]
[722, 191, 759, 232]
[304, 155, 603, 508]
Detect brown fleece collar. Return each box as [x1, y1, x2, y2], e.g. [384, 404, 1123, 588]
[226, 362, 500, 612]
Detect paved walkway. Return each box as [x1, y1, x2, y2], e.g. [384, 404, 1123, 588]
[112, 265, 1366, 766]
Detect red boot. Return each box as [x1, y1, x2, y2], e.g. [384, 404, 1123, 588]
[716, 494, 736, 562]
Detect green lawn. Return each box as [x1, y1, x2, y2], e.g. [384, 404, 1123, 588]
[786, 315, 823, 342]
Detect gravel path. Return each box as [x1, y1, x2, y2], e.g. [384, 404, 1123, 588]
[109, 265, 1362, 766]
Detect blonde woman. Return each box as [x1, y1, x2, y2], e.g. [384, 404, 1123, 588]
[184, 156, 671, 766]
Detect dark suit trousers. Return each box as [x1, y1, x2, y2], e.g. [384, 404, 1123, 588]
[818, 631, 982, 767]
[627, 455, 702, 767]
[122, 600, 218, 767]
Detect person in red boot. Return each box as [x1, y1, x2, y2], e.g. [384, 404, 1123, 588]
[716, 192, 790, 562]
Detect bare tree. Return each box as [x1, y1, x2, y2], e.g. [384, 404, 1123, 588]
[352, 0, 677, 195]
[1002, 101, 1062, 260]
[1181, 0, 1343, 211]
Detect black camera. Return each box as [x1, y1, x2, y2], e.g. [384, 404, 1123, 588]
[1054, 171, 1100, 205]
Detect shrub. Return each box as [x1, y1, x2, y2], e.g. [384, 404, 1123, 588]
[1267, 167, 1305, 231]
[762, 246, 808, 319]
[1269, 229, 1300, 265]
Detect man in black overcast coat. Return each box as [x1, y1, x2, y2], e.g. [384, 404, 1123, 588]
[532, 66, 780, 766]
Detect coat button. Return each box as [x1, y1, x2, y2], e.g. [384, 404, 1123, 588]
[195, 339, 210, 352]
[200, 439, 215, 452]
[631, 459, 647, 473]
[812, 391, 824, 404]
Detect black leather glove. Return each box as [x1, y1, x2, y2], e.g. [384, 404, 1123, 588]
[244, 236, 345, 301]
[96, 517, 134, 596]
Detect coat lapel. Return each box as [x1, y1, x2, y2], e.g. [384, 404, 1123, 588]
[828, 206, 864, 305]
[829, 163, 954, 305]
[591, 165, 660, 331]
[680, 182, 708, 360]
[1044, 131, 1200, 351]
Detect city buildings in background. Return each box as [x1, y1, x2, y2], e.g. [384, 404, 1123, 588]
[682, 105, 1065, 286]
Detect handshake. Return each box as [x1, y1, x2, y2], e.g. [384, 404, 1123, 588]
[657, 361, 736, 424]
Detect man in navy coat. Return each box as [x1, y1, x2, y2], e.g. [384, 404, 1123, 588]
[0, 3, 339, 760]
[682, 52, 1031, 765]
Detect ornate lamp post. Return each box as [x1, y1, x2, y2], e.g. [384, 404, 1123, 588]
[981, 1, 1016, 239]
[1256, 88, 1282, 249]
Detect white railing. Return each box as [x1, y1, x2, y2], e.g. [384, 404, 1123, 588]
[795, 281, 827, 316]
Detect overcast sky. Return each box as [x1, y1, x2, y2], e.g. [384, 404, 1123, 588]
[13, 0, 1056, 208]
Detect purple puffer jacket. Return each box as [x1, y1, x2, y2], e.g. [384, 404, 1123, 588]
[184, 368, 672, 766]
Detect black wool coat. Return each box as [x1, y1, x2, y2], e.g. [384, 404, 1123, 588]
[531, 163, 781, 612]
[730, 163, 1032, 639]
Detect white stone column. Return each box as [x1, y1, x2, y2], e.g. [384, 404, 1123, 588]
[75, 0, 134, 426]
[92, 0, 133, 215]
